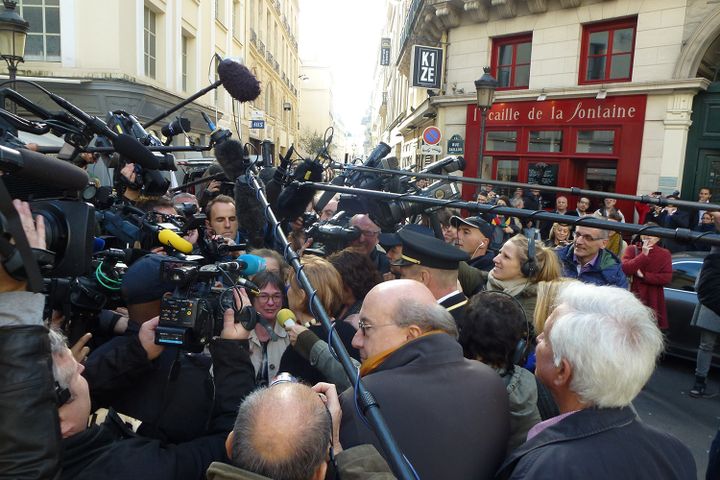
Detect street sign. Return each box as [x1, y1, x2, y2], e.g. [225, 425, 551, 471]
[422, 126, 442, 145]
[380, 38, 391, 66]
[411, 45, 443, 89]
[251, 110, 265, 120]
[420, 144, 442, 155]
[251, 120, 265, 129]
[447, 134, 464, 154]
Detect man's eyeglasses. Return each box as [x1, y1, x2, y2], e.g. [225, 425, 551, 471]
[357, 319, 395, 335]
[359, 229, 381, 238]
[575, 232, 603, 242]
[257, 293, 283, 303]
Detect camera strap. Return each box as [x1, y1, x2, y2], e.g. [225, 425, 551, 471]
[0, 181, 44, 292]
[256, 314, 279, 342]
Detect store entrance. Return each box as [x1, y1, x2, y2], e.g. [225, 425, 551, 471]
[568, 159, 618, 212]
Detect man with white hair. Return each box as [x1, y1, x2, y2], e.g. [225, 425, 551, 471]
[497, 282, 695, 479]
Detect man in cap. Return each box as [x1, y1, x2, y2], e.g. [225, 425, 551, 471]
[392, 227, 470, 327]
[452, 215, 496, 271]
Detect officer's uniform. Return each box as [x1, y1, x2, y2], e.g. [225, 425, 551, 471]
[391, 228, 470, 328]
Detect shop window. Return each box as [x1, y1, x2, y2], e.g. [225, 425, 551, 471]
[576, 130, 615, 154]
[529, 130, 562, 153]
[580, 18, 636, 84]
[495, 159, 519, 197]
[491, 34, 532, 90]
[486, 131, 518, 152]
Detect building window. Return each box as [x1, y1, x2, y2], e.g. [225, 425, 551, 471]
[576, 130, 616, 154]
[232, 0, 241, 40]
[144, 6, 156, 79]
[181, 35, 188, 92]
[529, 130, 563, 152]
[19, 0, 61, 62]
[491, 34, 531, 89]
[580, 18, 636, 84]
[486, 131, 518, 152]
[215, 0, 225, 25]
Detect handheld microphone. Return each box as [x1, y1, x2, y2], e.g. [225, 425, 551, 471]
[216, 254, 266, 276]
[0, 145, 89, 191]
[161, 117, 190, 143]
[276, 308, 309, 329]
[157, 229, 194, 254]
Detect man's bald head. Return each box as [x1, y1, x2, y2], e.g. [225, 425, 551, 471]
[354, 280, 457, 361]
[230, 383, 331, 479]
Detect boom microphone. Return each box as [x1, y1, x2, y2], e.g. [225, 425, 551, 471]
[157, 229, 194, 254]
[0, 145, 89, 191]
[214, 139, 247, 180]
[217, 58, 262, 103]
[276, 159, 324, 220]
[47, 92, 159, 169]
[217, 254, 267, 276]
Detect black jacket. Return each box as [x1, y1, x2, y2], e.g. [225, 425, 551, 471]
[698, 252, 720, 316]
[0, 325, 61, 480]
[496, 407, 695, 479]
[61, 338, 255, 480]
[340, 333, 510, 480]
[438, 291, 468, 330]
[84, 329, 217, 443]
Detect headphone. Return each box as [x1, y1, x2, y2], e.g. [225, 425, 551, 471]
[520, 230, 538, 279]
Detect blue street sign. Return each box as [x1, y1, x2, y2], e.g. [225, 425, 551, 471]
[251, 120, 265, 129]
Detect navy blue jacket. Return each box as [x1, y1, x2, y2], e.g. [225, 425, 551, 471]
[496, 407, 695, 480]
[556, 245, 628, 288]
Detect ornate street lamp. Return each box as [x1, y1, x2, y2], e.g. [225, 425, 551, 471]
[474, 66, 498, 176]
[0, 0, 28, 112]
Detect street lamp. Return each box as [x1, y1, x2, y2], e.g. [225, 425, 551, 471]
[474, 66, 497, 178]
[0, 0, 28, 112]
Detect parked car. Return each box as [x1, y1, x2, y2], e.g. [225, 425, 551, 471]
[664, 251, 719, 364]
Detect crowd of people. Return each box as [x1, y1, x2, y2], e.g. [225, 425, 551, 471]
[2, 163, 718, 480]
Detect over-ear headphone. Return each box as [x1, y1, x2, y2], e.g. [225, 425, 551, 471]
[520, 230, 538, 278]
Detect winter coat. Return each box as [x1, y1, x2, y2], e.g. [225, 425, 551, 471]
[693, 252, 720, 333]
[340, 333, 510, 480]
[496, 407, 696, 480]
[206, 444, 396, 480]
[621, 244, 673, 329]
[556, 245, 628, 288]
[499, 367, 541, 453]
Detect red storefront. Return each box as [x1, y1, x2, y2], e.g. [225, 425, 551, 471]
[463, 94, 647, 215]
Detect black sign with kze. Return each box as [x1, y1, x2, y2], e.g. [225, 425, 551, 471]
[412, 45, 442, 89]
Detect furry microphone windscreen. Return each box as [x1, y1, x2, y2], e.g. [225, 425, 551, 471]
[214, 139, 247, 180]
[218, 59, 262, 103]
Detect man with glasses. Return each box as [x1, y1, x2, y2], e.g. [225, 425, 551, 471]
[339, 279, 510, 480]
[349, 214, 390, 274]
[555, 224, 628, 288]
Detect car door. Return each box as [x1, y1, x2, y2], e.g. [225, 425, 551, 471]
[665, 259, 705, 358]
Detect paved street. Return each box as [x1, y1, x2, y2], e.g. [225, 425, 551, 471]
[635, 355, 720, 478]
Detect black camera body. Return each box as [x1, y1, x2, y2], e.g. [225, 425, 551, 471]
[157, 296, 213, 352]
[304, 211, 360, 256]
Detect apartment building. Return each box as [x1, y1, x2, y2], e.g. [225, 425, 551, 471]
[371, 0, 720, 213]
[3, 0, 299, 159]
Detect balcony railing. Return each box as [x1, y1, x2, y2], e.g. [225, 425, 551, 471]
[398, 0, 424, 62]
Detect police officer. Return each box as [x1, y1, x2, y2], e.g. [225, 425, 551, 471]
[391, 228, 471, 328]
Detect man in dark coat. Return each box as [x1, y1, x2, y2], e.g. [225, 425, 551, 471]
[340, 280, 510, 480]
[496, 282, 695, 479]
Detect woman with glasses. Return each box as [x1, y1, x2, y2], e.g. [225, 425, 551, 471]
[278, 255, 360, 385]
[248, 271, 290, 387]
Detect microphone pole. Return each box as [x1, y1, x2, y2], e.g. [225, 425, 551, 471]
[243, 168, 416, 480]
[143, 80, 223, 129]
[342, 164, 719, 212]
[300, 181, 720, 247]
[169, 172, 226, 193]
[33, 144, 214, 154]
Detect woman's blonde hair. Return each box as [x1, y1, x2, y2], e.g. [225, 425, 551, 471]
[533, 278, 579, 334]
[289, 255, 344, 317]
[506, 235, 562, 283]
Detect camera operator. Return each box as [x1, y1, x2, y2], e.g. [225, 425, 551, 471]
[207, 381, 395, 480]
[118, 162, 142, 205]
[348, 214, 390, 275]
[52, 304, 255, 480]
[0, 199, 62, 479]
[83, 254, 254, 443]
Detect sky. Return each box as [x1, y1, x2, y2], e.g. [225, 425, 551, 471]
[298, 0, 387, 140]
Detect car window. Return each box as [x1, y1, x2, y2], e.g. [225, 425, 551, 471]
[669, 261, 703, 292]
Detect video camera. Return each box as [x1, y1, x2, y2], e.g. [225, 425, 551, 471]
[304, 211, 361, 256]
[155, 255, 264, 352]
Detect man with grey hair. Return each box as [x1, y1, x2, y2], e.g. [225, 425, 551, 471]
[555, 224, 628, 288]
[340, 280, 510, 480]
[497, 282, 695, 479]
